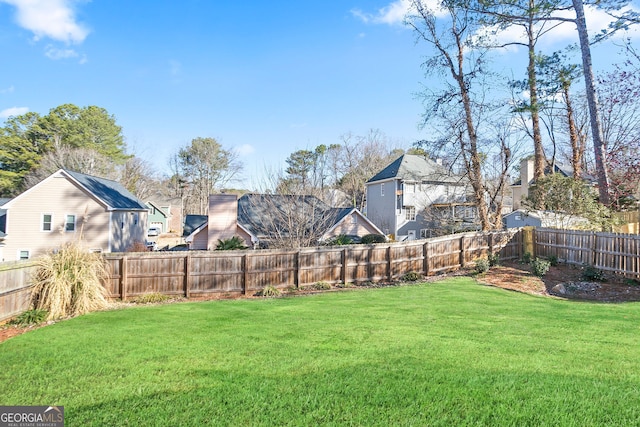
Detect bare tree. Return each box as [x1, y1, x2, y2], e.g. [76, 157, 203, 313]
[407, 0, 491, 230]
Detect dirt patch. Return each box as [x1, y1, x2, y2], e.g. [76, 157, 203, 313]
[478, 261, 640, 302]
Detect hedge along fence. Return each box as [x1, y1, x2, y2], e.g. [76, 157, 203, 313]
[0, 230, 521, 318]
[102, 230, 522, 300]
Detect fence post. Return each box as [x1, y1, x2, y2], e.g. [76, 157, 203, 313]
[184, 255, 191, 298]
[423, 241, 430, 276]
[295, 251, 300, 289]
[387, 246, 393, 281]
[522, 226, 535, 258]
[592, 232, 598, 268]
[459, 235, 466, 268]
[243, 253, 249, 295]
[341, 248, 348, 285]
[120, 256, 128, 301]
[488, 232, 494, 257]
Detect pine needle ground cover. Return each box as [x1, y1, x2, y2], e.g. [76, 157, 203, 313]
[1, 278, 639, 426]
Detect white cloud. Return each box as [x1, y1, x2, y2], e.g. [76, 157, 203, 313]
[352, 0, 445, 25]
[236, 144, 255, 156]
[1, 0, 89, 43]
[45, 45, 78, 59]
[0, 85, 15, 94]
[488, 4, 640, 50]
[0, 106, 29, 118]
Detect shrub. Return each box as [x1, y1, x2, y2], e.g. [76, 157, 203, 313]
[132, 293, 170, 304]
[31, 243, 110, 320]
[547, 254, 559, 267]
[127, 241, 149, 252]
[532, 258, 551, 277]
[581, 264, 607, 282]
[328, 235, 353, 246]
[474, 258, 490, 274]
[9, 309, 48, 326]
[257, 285, 281, 297]
[360, 234, 386, 244]
[312, 281, 331, 290]
[402, 271, 421, 282]
[521, 252, 533, 264]
[216, 236, 248, 250]
[487, 253, 500, 267]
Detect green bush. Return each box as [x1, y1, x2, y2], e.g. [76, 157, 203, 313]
[581, 264, 607, 282]
[547, 254, 559, 267]
[402, 271, 422, 282]
[521, 252, 533, 264]
[131, 293, 171, 304]
[257, 285, 281, 297]
[31, 243, 110, 320]
[302, 281, 332, 291]
[216, 236, 248, 250]
[532, 258, 551, 277]
[327, 235, 354, 246]
[9, 309, 48, 326]
[474, 258, 490, 274]
[488, 253, 500, 267]
[360, 234, 386, 244]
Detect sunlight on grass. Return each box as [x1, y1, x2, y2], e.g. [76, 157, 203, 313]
[1, 277, 640, 425]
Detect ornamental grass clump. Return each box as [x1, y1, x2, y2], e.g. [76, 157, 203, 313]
[31, 243, 110, 320]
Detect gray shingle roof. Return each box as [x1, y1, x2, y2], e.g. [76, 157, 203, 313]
[238, 194, 342, 238]
[64, 169, 148, 210]
[367, 154, 464, 184]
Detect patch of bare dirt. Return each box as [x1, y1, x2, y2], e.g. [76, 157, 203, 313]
[479, 261, 640, 302]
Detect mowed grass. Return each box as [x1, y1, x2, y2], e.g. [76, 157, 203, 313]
[2, 277, 640, 426]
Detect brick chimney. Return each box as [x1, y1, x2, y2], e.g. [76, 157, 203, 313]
[207, 194, 238, 249]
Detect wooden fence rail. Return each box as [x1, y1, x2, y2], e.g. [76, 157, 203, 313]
[7, 226, 639, 320]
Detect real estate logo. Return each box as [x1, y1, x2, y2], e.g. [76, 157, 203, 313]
[0, 406, 64, 427]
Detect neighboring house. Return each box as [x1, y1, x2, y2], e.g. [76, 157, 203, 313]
[503, 209, 589, 229]
[511, 157, 596, 210]
[146, 201, 171, 234]
[365, 154, 472, 241]
[185, 194, 385, 250]
[0, 169, 148, 262]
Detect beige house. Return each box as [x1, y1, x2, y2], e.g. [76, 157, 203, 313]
[0, 169, 148, 262]
[185, 194, 385, 250]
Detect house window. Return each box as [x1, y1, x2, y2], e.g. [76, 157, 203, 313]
[381, 183, 385, 196]
[515, 214, 522, 221]
[420, 229, 430, 238]
[42, 214, 53, 231]
[405, 182, 415, 193]
[406, 206, 416, 221]
[19, 250, 29, 260]
[351, 214, 357, 224]
[65, 215, 76, 232]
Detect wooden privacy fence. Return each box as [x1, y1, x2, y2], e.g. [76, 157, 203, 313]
[102, 230, 521, 300]
[535, 228, 640, 278]
[0, 262, 37, 322]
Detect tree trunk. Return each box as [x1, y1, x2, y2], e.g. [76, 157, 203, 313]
[572, 0, 611, 205]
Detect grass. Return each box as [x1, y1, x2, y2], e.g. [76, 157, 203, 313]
[1, 277, 640, 425]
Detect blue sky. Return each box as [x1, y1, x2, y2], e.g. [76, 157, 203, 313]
[0, 0, 638, 189]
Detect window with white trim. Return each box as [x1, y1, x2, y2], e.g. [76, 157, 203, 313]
[42, 214, 53, 231]
[19, 250, 29, 260]
[405, 206, 416, 221]
[65, 214, 76, 232]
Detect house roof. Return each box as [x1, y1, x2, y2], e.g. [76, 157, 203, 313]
[183, 214, 208, 237]
[63, 169, 148, 210]
[367, 154, 464, 184]
[512, 162, 597, 186]
[147, 201, 170, 217]
[0, 198, 11, 207]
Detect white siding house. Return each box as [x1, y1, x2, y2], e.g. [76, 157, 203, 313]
[365, 154, 472, 240]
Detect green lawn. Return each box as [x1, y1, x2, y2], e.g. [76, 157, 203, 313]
[2, 277, 640, 426]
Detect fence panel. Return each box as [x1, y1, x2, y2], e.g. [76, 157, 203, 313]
[593, 233, 640, 278]
[0, 262, 36, 322]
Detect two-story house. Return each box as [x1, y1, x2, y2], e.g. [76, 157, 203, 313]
[365, 154, 472, 240]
